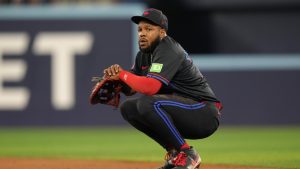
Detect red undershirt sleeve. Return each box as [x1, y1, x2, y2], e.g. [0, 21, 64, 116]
[119, 70, 162, 95]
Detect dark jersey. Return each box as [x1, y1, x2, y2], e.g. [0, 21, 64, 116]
[131, 36, 220, 103]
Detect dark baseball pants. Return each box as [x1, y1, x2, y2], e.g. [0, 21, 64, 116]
[120, 94, 220, 151]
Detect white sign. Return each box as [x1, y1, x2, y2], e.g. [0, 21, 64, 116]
[0, 32, 94, 110]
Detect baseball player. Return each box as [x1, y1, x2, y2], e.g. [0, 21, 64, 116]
[103, 8, 222, 169]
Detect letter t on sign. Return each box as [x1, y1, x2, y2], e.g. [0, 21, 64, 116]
[33, 32, 93, 110]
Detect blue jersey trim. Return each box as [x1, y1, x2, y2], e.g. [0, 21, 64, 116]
[147, 73, 169, 85]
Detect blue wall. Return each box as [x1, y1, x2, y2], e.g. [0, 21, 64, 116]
[0, 5, 299, 126]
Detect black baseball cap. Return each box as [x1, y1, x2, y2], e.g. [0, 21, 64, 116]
[131, 8, 168, 31]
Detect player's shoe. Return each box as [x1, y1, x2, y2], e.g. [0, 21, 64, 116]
[157, 149, 177, 169]
[172, 147, 201, 169]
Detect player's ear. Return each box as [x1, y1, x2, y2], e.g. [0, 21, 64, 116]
[159, 29, 166, 39]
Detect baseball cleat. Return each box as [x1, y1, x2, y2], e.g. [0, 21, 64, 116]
[157, 149, 177, 169]
[171, 147, 201, 169]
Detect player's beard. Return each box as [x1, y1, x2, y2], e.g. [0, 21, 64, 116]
[139, 36, 161, 53]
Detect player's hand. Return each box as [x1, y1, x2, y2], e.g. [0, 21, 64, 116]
[103, 64, 123, 80]
[103, 64, 117, 77]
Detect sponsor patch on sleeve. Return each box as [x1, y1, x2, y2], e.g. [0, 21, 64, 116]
[149, 63, 163, 73]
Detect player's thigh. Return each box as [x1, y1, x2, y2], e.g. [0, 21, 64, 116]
[155, 95, 220, 139]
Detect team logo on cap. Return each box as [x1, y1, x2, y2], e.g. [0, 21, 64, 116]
[143, 11, 150, 15]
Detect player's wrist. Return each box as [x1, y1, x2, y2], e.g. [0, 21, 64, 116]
[119, 70, 127, 80]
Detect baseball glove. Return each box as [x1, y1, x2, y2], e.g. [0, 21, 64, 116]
[89, 77, 122, 107]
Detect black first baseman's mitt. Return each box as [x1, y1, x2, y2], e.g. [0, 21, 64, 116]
[89, 77, 122, 107]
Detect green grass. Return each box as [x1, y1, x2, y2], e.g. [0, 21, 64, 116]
[0, 126, 299, 169]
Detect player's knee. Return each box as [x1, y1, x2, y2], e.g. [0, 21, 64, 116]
[136, 95, 155, 117]
[120, 100, 136, 121]
[120, 101, 129, 121]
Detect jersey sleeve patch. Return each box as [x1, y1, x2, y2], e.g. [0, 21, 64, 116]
[149, 63, 163, 73]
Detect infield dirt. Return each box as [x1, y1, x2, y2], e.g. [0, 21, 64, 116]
[0, 158, 276, 169]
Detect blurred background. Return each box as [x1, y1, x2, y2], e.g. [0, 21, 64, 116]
[0, 0, 300, 126]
